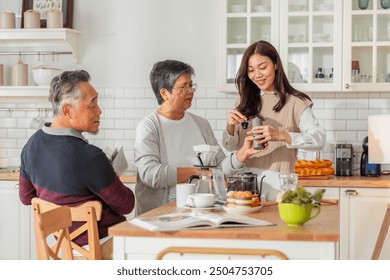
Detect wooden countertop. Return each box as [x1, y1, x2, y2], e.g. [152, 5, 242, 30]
[2, 172, 390, 187]
[298, 175, 390, 187]
[0, 172, 137, 184]
[109, 201, 339, 242]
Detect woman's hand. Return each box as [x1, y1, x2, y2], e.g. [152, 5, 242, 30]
[235, 134, 268, 163]
[226, 109, 247, 135]
[249, 125, 292, 145]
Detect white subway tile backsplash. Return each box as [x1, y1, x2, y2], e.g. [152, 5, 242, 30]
[335, 108, 358, 119]
[347, 120, 367, 131]
[196, 98, 216, 108]
[0, 85, 389, 171]
[217, 98, 236, 109]
[115, 98, 135, 109]
[206, 108, 229, 120]
[369, 98, 390, 108]
[134, 98, 156, 109]
[346, 98, 369, 108]
[7, 129, 26, 139]
[325, 98, 346, 108]
[324, 120, 346, 131]
[335, 131, 358, 142]
[115, 119, 135, 129]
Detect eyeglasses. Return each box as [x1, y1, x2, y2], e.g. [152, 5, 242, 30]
[171, 84, 198, 95]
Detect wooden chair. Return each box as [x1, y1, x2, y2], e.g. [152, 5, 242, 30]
[156, 246, 289, 260]
[33, 204, 74, 260]
[32, 197, 103, 260]
[372, 203, 390, 260]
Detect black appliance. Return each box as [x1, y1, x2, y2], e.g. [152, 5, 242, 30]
[335, 144, 354, 176]
[360, 136, 381, 177]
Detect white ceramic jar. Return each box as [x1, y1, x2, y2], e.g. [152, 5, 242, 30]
[47, 9, 63, 28]
[12, 60, 28, 86]
[0, 10, 16, 29]
[23, 9, 40, 29]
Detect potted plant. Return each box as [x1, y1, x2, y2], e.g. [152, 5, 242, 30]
[277, 186, 324, 226]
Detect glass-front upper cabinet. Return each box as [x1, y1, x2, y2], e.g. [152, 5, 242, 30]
[218, 0, 280, 92]
[280, 0, 343, 92]
[343, 0, 390, 91]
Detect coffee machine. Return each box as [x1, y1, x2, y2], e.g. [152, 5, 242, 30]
[360, 136, 381, 176]
[335, 144, 354, 176]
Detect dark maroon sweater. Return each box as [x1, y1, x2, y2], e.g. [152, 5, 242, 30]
[19, 126, 135, 246]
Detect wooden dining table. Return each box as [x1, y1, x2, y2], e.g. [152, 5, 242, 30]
[109, 201, 339, 260]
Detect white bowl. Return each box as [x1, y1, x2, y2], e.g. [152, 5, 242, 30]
[32, 67, 63, 86]
[235, 35, 244, 42]
[317, 3, 333, 11]
[289, 34, 304, 42]
[289, 4, 305, 11]
[313, 33, 330, 42]
[231, 5, 246, 13]
[254, 5, 270, 12]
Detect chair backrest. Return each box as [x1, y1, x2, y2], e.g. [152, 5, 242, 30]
[33, 203, 74, 260]
[32, 197, 103, 260]
[156, 246, 289, 260]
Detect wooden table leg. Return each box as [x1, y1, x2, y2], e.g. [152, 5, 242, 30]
[372, 203, 390, 260]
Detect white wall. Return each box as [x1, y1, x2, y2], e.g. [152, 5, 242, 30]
[1, 0, 390, 173]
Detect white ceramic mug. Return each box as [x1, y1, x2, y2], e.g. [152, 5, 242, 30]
[186, 193, 214, 208]
[176, 183, 197, 208]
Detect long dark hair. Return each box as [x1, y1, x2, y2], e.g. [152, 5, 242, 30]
[235, 40, 311, 118]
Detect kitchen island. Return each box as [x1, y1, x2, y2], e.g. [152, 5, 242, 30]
[109, 201, 339, 260]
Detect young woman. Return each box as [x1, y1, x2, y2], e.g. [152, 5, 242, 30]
[223, 40, 326, 174]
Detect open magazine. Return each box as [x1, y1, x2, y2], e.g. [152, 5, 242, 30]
[130, 212, 274, 232]
[104, 146, 128, 176]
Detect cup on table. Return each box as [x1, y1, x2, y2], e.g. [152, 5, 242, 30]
[279, 173, 298, 192]
[186, 193, 214, 208]
[176, 183, 197, 208]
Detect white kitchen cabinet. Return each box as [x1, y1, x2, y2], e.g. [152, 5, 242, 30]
[218, 0, 390, 93]
[343, 0, 390, 91]
[218, 0, 280, 92]
[340, 187, 390, 260]
[0, 180, 31, 260]
[0, 28, 80, 98]
[280, 0, 343, 92]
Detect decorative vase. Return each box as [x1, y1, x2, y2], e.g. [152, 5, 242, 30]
[381, 0, 390, 9]
[278, 203, 321, 227]
[358, 0, 369, 10]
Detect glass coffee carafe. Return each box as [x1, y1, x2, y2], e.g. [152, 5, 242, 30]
[188, 147, 226, 202]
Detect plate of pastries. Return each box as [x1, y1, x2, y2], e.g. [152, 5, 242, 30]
[223, 191, 262, 214]
[295, 159, 334, 178]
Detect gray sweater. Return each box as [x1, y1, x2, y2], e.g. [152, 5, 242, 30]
[134, 111, 243, 215]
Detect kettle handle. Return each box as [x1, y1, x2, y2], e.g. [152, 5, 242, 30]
[188, 175, 200, 184]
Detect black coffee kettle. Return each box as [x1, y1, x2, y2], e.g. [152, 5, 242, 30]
[360, 136, 381, 177]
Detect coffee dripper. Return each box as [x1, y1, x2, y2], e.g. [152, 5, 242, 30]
[188, 147, 226, 202]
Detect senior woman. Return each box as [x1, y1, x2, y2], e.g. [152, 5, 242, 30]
[134, 59, 261, 215]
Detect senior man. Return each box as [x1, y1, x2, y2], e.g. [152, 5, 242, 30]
[19, 70, 135, 260]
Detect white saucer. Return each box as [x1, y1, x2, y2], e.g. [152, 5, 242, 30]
[222, 205, 263, 214]
[182, 204, 222, 211]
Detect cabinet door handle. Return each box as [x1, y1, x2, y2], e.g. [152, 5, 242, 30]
[344, 189, 358, 196]
[345, 83, 350, 89]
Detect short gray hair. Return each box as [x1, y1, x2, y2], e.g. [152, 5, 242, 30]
[48, 70, 91, 115]
[149, 60, 195, 105]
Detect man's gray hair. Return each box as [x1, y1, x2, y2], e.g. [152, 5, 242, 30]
[48, 70, 91, 115]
